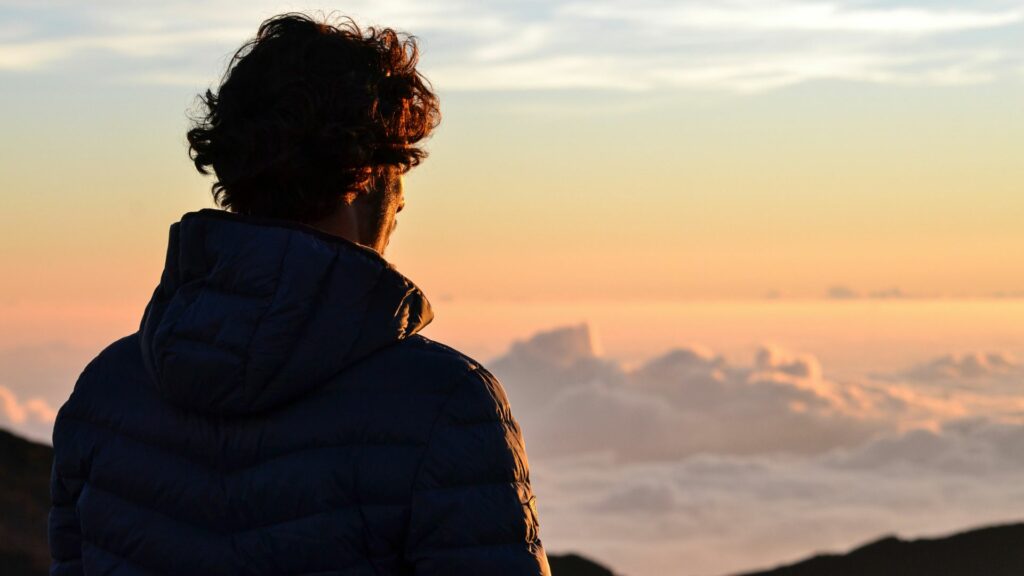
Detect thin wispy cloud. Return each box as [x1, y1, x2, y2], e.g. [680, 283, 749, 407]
[0, 27, 250, 70]
[562, 1, 1024, 35]
[0, 1, 1021, 92]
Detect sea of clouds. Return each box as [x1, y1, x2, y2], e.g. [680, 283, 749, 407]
[5, 326, 1024, 575]
[484, 325, 1024, 575]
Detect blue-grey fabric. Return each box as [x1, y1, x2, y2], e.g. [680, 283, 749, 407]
[48, 208, 549, 576]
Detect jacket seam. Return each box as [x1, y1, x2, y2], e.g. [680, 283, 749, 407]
[85, 483, 225, 538]
[239, 231, 294, 401]
[84, 533, 388, 576]
[80, 537, 169, 576]
[57, 412, 424, 476]
[261, 248, 343, 387]
[167, 334, 244, 359]
[189, 282, 271, 301]
[401, 364, 485, 559]
[406, 365, 485, 492]
[326, 259, 387, 375]
[85, 481, 405, 537]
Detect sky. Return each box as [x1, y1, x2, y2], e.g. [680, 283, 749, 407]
[2, 0, 1023, 308]
[2, 1, 1024, 574]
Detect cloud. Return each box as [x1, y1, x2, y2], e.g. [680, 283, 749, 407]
[898, 351, 1020, 381]
[0, 385, 56, 425]
[0, 385, 57, 443]
[485, 324, 1024, 574]
[561, 2, 1024, 35]
[491, 324, 1024, 464]
[533, 419, 1024, 576]
[0, 0, 1020, 92]
[491, 325, 956, 461]
[0, 27, 249, 70]
[597, 481, 677, 514]
[827, 285, 915, 299]
[827, 285, 860, 299]
[490, 324, 626, 411]
[868, 287, 909, 298]
[824, 418, 1024, 474]
[874, 351, 1024, 420]
[0, 341, 93, 442]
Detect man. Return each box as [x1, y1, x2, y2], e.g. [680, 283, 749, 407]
[48, 13, 550, 576]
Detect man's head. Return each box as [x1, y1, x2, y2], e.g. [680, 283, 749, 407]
[187, 12, 440, 253]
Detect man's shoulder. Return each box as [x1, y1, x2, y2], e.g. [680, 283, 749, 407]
[60, 332, 146, 414]
[80, 331, 144, 381]
[400, 334, 485, 365]
[368, 334, 476, 372]
[364, 334, 505, 397]
[391, 335, 513, 411]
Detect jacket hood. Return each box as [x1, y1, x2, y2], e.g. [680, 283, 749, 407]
[139, 208, 433, 416]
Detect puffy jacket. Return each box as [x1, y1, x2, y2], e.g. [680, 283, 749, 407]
[48, 208, 550, 576]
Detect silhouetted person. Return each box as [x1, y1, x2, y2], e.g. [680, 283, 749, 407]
[48, 13, 550, 576]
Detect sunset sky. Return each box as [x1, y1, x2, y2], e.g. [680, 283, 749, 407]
[2, 3, 1024, 574]
[3, 1, 1023, 312]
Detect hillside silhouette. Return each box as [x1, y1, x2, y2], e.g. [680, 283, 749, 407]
[736, 523, 1024, 576]
[0, 426, 616, 575]
[548, 553, 616, 575]
[0, 428, 50, 575]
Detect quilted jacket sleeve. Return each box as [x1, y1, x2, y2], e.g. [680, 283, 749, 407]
[406, 366, 550, 575]
[48, 397, 87, 575]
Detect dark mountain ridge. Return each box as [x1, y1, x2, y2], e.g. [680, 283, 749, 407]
[0, 428, 51, 575]
[736, 522, 1024, 576]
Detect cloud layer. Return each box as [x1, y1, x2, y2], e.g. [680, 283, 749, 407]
[490, 324, 1024, 462]
[483, 324, 1024, 575]
[1, 0, 1021, 92]
[532, 420, 1024, 576]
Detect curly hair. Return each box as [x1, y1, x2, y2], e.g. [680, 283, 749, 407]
[186, 12, 441, 222]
